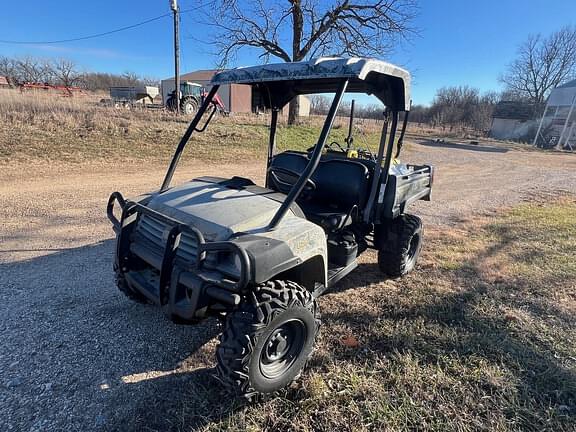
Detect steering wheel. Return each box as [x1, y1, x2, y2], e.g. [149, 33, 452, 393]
[305, 141, 346, 153]
[326, 141, 346, 153]
[268, 166, 316, 196]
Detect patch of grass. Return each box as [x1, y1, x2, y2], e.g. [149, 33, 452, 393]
[156, 199, 576, 432]
[0, 90, 384, 164]
[485, 199, 576, 284]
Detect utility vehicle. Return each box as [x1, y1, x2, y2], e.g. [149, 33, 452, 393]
[107, 57, 433, 398]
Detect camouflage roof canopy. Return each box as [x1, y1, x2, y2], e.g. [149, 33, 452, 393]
[211, 57, 411, 111]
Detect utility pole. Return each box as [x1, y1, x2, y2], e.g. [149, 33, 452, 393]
[170, 0, 180, 114]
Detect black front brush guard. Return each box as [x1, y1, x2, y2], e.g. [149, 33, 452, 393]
[107, 192, 251, 319]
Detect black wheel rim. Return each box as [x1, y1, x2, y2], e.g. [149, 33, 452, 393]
[260, 319, 307, 379]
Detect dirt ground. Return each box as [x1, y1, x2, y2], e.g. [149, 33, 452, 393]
[1, 139, 575, 431]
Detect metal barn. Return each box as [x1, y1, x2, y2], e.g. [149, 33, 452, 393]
[161, 69, 310, 115]
[533, 79, 576, 150]
[490, 101, 537, 140]
[161, 70, 252, 113]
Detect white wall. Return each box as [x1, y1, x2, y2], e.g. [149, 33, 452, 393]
[490, 118, 536, 140]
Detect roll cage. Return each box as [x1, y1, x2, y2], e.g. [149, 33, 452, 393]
[160, 57, 412, 231]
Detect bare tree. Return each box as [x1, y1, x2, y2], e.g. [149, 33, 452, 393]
[205, 0, 417, 124]
[501, 26, 576, 105]
[356, 103, 385, 119]
[121, 71, 140, 85]
[309, 94, 331, 114]
[82, 71, 152, 91]
[52, 59, 84, 88]
[15, 56, 55, 83]
[140, 76, 161, 87]
[0, 56, 18, 84]
[425, 86, 498, 132]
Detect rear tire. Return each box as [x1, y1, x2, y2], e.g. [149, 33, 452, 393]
[216, 280, 320, 399]
[180, 97, 198, 115]
[377, 214, 423, 278]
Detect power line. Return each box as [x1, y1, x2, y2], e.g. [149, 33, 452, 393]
[0, 7, 202, 45]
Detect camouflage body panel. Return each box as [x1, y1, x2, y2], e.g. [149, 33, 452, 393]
[145, 178, 328, 286]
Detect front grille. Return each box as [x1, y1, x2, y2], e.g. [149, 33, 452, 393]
[136, 214, 199, 264]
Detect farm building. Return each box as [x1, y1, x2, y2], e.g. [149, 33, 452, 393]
[161, 70, 250, 113]
[489, 101, 538, 141]
[161, 69, 310, 115]
[533, 79, 576, 150]
[0, 76, 10, 87]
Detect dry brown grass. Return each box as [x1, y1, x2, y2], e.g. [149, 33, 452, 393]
[0, 89, 203, 163]
[0, 90, 385, 164]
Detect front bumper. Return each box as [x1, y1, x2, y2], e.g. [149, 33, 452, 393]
[107, 192, 251, 321]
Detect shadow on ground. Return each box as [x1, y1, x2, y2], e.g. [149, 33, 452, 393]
[0, 241, 242, 432]
[321, 239, 576, 429]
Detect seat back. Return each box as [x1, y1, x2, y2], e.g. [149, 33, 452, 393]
[312, 159, 370, 210]
[268, 151, 371, 211]
[269, 152, 309, 175]
[267, 151, 309, 195]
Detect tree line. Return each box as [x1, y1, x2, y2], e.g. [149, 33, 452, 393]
[310, 86, 499, 132]
[0, 55, 157, 91]
[311, 24, 576, 134]
[2, 16, 574, 134]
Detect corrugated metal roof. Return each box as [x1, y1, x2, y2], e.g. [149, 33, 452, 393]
[163, 70, 219, 82]
[180, 69, 218, 81]
[547, 83, 576, 106]
[0, 76, 9, 86]
[557, 79, 576, 89]
[492, 101, 537, 120]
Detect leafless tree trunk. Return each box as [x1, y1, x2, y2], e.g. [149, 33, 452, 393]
[500, 26, 576, 105]
[205, 0, 417, 125]
[288, 97, 300, 124]
[52, 59, 84, 88]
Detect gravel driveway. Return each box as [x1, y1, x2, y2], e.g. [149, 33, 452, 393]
[1, 141, 575, 431]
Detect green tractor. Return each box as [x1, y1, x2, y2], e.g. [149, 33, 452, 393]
[166, 81, 203, 115]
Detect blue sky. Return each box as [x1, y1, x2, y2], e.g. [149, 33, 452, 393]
[0, 0, 574, 105]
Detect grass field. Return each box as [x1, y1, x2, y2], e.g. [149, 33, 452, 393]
[164, 198, 575, 432]
[0, 89, 388, 163]
[0, 89, 496, 165]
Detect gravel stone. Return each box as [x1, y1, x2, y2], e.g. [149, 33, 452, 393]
[6, 378, 22, 388]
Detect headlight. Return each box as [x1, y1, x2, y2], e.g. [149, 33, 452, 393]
[222, 252, 242, 278]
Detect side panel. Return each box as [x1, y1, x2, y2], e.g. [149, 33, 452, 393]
[379, 165, 433, 220]
[233, 215, 328, 288]
[275, 255, 325, 292]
